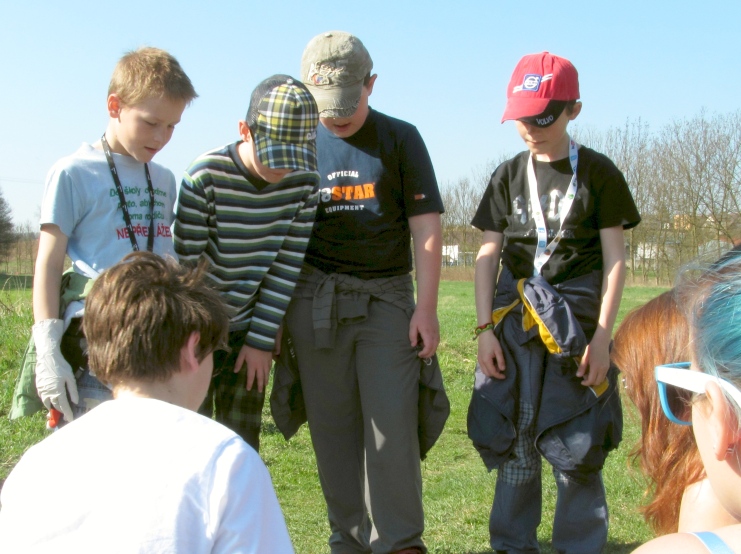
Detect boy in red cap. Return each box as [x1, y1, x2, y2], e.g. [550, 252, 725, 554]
[468, 52, 640, 553]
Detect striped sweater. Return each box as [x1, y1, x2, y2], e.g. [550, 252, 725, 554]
[173, 142, 319, 351]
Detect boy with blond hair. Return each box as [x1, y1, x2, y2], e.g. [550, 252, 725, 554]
[11, 47, 197, 425]
[1, 252, 294, 552]
[173, 74, 319, 450]
[468, 52, 640, 553]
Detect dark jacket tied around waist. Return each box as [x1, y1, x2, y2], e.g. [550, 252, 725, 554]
[467, 267, 623, 482]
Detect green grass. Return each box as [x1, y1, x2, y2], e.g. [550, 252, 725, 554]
[0, 282, 668, 552]
[0, 288, 46, 482]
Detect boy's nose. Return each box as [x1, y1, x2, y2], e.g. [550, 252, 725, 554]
[153, 127, 173, 146]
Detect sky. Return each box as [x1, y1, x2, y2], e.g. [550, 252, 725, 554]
[1, 0, 740, 226]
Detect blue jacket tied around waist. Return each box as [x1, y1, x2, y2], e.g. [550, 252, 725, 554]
[467, 267, 623, 482]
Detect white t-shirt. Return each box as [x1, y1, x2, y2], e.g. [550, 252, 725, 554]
[0, 398, 294, 553]
[40, 143, 178, 274]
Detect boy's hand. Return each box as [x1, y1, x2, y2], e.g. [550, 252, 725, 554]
[576, 334, 610, 387]
[33, 319, 79, 422]
[477, 330, 506, 379]
[409, 306, 439, 359]
[234, 345, 272, 393]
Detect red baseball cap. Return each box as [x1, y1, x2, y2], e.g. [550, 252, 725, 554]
[501, 52, 580, 123]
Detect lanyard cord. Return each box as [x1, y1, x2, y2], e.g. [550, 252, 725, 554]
[527, 137, 579, 276]
[101, 134, 155, 252]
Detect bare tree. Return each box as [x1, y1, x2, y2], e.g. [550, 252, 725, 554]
[700, 110, 741, 255]
[441, 177, 480, 266]
[441, 109, 741, 284]
[576, 119, 658, 282]
[11, 221, 37, 274]
[440, 153, 512, 267]
[0, 188, 15, 264]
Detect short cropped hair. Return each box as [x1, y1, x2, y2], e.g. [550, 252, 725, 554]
[108, 46, 198, 107]
[83, 252, 228, 386]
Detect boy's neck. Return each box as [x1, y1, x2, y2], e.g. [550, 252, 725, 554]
[236, 141, 264, 183]
[113, 374, 198, 411]
[532, 133, 572, 162]
[100, 128, 133, 159]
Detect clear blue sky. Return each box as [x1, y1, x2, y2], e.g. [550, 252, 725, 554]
[1, 0, 739, 225]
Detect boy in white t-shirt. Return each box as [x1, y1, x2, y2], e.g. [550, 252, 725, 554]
[0, 252, 294, 553]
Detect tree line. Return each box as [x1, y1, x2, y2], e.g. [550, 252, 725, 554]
[440, 109, 741, 284]
[3, 108, 740, 284]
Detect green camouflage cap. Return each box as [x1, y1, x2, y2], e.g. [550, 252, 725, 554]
[301, 31, 373, 118]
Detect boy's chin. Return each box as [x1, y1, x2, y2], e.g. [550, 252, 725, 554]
[131, 149, 159, 164]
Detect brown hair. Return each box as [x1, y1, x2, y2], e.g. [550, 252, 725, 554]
[83, 252, 228, 387]
[611, 290, 703, 535]
[108, 47, 198, 106]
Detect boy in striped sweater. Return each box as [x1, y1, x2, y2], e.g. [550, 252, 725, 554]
[173, 75, 320, 450]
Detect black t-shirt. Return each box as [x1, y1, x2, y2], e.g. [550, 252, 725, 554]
[471, 146, 641, 284]
[305, 108, 444, 278]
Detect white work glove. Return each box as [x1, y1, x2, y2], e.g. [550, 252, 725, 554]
[33, 319, 79, 422]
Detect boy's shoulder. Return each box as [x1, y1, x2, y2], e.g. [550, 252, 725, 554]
[368, 108, 422, 138]
[495, 146, 623, 178]
[576, 145, 622, 169]
[491, 150, 531, 179]
[186, 142, 237, 173]
[49, 143, 102, 173]
[195, 142, 235, 162]
[50, 142, 173, 181]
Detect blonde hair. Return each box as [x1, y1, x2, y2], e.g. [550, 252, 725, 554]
[108, 46, 197, 106]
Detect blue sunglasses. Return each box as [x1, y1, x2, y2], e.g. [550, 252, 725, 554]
[655, 362, 741, 426]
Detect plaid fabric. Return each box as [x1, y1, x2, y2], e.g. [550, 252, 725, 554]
[198, 329, 266, 451]
[252, 76, 318, 172]
[500, 400, 540, 486]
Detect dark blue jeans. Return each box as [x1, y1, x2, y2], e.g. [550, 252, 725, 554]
[490, 466, 608, 554]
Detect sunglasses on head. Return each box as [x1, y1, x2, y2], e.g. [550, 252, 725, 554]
[655, 362, 741, 426]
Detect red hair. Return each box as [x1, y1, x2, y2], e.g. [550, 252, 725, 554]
[611, 291, 704, 535]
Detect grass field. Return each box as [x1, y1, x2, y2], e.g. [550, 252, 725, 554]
[0, 282, 669, 553]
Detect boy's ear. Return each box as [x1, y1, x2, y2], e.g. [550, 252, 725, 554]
[107, 94, 123, 118]
[365, 74, 378, 97]
[238, 121, 252, 143]
[567, 101, 582, 121]
[180, 331, 202, 374]
[705, 381, 740, 460]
